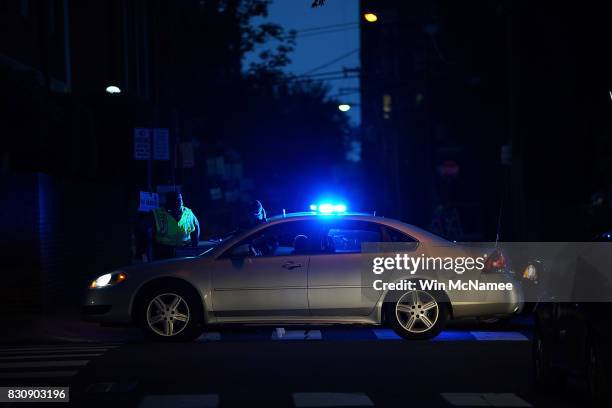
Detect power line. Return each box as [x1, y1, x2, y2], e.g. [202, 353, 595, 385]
[294, 68, 360, 79]
[302, 48, 360, 75]
[296, 26, 359, 38]
[295, 21, 358, 34]
[289, 74, 360, 84]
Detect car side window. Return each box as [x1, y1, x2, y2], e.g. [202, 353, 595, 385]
[381, 226, 418, 251]
[226, 220, 322, 258]
[382, 226, 417, 243]
[321, 220, 384, 254]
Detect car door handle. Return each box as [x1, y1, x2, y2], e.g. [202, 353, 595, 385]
[282, 261, 302, 270]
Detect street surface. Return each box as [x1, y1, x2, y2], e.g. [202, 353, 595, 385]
[0, 322, 590, 407]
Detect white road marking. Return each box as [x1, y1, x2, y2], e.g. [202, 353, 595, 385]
[441, 393, 533, 407]
[293, 392, 374, 407]
[86, 382, 115, 393]
[198, 332, 221, 341]
[470, 332, 528, 341]
[0, 343, 119, 382]
[0, 370, 78, 379]
[0, 346, 115, 354]
[0, 343, 119, 349]
[0, 353, 102, 360]
[138, 394, 219, 408]
[0, 360, 90, 369]
[272, 330, 322, 340]
[372, 329, 401, 340]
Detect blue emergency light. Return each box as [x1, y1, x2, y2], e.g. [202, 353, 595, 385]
[310, 203, 347, 214]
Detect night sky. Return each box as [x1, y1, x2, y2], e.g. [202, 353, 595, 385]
[245, 0, 361, 125]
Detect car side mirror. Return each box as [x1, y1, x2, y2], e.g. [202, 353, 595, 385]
[231, 244, 251, 259]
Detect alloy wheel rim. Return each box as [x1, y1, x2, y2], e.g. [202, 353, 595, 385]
[146, 293, 190, 337]
[395, 290, 439, 333]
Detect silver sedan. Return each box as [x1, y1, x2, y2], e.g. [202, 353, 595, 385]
[82, 212, 523, 341]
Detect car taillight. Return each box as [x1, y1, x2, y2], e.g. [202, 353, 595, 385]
[485, 250, 506, 271]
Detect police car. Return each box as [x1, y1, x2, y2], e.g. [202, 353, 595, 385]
[83, 204, 523, 341]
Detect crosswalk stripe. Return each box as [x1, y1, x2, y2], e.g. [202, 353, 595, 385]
[0, 360, 90, 369]
[0, 348, 112, 355]
[470, 332, 528, 341]
[0, 353, 103, 361]
[0, 370, 78, 379]
[372, 329, 401, 340]
[198, 332, 221, 341]
[0, 345, 118, 352]
[441, 393, 533, 407]
[0, 344, 118, 382]
[138, 394, 219, 408]
[272, 329, 322, 340]
[292, 392, 374, 407]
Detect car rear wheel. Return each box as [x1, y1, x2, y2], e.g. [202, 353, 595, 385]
[138, 286, 202, 342]
[386, 289, 449, 340]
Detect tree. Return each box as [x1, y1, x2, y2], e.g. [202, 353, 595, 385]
[175, 0, 351, 216]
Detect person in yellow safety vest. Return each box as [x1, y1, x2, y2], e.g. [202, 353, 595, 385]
[148, 191, 200, 260]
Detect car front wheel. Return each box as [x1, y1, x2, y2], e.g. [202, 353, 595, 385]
[138, 286, 202, 342]
[386, 289, 449, 340]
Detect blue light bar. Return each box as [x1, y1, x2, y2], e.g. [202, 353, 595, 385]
[318, 203, 334, 213]
[310, 202, 347, 214]
[333, 204, 347, 212]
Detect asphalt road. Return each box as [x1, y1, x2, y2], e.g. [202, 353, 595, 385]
[0, 324, 591, 408]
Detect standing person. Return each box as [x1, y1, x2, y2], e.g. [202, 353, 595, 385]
[237, 199, 267, 231]
[247, 199, 267, 227]
[147, 191, 200, 260]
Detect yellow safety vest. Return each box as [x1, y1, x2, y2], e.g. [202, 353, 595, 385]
[152, 207, 197, 246]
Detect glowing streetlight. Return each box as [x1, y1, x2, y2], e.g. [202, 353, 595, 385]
[363, 13, 378, 23]
[105, 85, 122, 94]
[338, 104, 351, 112]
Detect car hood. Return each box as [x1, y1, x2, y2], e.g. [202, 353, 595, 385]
[99, 255, 214, 280]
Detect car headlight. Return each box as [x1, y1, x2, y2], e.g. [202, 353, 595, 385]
[89, 271, 127, 289]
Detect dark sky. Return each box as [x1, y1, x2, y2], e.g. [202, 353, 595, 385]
[244, 0, 361, 125]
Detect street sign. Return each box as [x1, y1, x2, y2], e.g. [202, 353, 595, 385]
[153, 128, 170, 161]
[138, 191, 159, 212]
[133, 128, 151, 160]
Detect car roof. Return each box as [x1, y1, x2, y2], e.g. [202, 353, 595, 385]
[265, 212, 448, 243]
[208, 212, 448, 258]
[267, 211, 373, 221]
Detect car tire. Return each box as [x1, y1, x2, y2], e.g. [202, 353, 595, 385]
[532, 328, 564, 390]
[137, 284, 203, 342]
[385, 289, 449, 340]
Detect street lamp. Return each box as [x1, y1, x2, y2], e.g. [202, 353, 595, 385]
[338, 104, 351, 112]
[105, 85, 122, 94]
[363, 12, 378, 23]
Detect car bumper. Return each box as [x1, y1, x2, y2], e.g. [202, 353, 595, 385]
[81, 285, 134, 324]
[451, 274, 524, 318]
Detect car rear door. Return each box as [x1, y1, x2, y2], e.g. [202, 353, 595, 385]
[308, 219, 397, 317]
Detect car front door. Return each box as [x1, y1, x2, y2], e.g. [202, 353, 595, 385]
[210, 220, 318, 318]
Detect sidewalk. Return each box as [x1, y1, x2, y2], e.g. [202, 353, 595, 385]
[2, 310, 143, 345]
